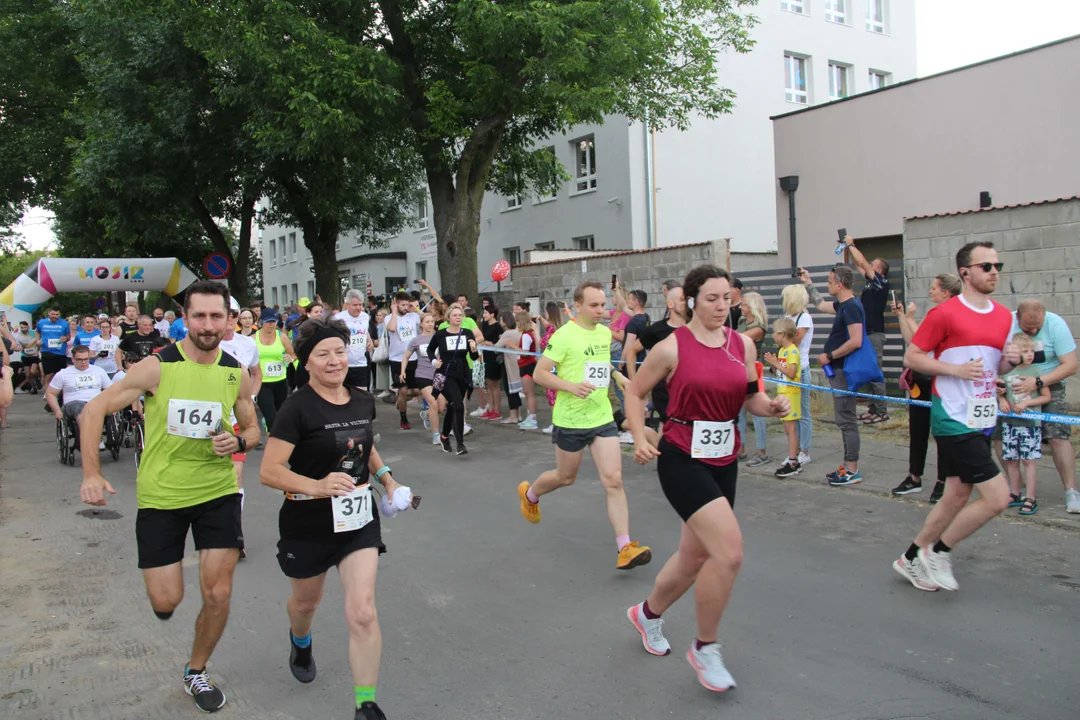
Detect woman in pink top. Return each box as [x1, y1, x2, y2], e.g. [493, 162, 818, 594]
[621, 264, 789, 694]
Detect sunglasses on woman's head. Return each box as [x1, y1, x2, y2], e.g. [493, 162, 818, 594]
[962, 262, 1004, 272]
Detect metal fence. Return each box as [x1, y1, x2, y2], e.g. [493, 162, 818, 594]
[735, 261, 905, 395]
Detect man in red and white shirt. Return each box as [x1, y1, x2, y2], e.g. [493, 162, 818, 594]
[892, 240, 1020, 594]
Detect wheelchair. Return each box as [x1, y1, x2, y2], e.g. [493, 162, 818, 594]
[132, 416, 145, 471]
[56, 410, 123, 465]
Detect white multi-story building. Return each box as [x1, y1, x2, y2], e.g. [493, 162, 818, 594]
[261, 0, 915, 303]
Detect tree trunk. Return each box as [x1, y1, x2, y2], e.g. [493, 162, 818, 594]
[304, 221, 341, 308]
[433, 193, 480, 299]
[229, 195, 256, 306]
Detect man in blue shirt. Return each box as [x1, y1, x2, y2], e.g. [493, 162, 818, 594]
[73, 315, 101, 359]
[169, 307, 188, 342]
[35, 305, 71, 392]
[1007, 299, 1079, 514]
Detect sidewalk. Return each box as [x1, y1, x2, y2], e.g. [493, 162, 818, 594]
[458, 390, 1080, 534]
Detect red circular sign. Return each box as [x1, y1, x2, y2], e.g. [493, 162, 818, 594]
[491, 259, 511, 282]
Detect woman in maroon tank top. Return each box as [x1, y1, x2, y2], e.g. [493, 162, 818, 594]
[621, 265, 790, 693]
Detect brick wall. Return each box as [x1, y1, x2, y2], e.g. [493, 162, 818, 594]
[904, 198, 1080, 409]
[510, 240, 729, 322]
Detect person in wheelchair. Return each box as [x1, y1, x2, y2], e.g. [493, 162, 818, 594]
[47, 345, 113, 451]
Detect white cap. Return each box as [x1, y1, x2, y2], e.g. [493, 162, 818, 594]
[229, 296, 241, 313]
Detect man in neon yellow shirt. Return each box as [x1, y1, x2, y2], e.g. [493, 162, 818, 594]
[516, 280, 652, 571]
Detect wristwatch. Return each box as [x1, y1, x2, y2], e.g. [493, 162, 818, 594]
[1035, 378, 1044, 391]
[826, 351, 834, 362]
[236, 436, 247, 453]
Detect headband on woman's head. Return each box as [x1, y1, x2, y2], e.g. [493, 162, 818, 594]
[296, 324, 348, 368]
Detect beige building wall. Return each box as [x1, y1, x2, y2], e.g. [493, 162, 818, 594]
[772, 35, 1080, 269]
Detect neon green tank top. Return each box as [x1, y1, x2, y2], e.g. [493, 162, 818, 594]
[257, 329, 287, 383]
[137, 343, 242, 510]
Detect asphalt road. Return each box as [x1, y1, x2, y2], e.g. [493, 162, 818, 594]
[1, 396, 1078, 720]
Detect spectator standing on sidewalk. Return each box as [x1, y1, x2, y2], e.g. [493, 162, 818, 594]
[840, 235, 891, 424]
[891, 273, 962, 502]
[725, 278, 744, 330]
[738, 292, 770, 467]
[800, 265, 865, 486]
[1005, 299, 1079, 514]
[782, 284, 815, 465]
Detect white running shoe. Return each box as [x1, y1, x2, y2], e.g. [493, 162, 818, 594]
[469, 406, 488, 417]
[687, 643, 736, 692]
[463, 423, 473, 436]
[892, 555, 937, 592]
[626, 603, 670, 656]
[618, 431, 634, 445]
[542, 424, 554, 434]
[1065, 488, 1080, 514]
[917, 547, 958, 591]
[519, 418, 538, 430]
[797, 451, 811, 466]
[421, 412, 431, 430]
[432, 432, 440, 446]
[99, 439, 106, 450]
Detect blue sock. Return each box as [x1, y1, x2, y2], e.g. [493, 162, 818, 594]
[422, 399, 429, 410]
[291, 632, 311, 649]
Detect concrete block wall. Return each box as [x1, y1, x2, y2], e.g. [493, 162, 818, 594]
[510, 240, 729, 322]
[904, 198, 1080, 409]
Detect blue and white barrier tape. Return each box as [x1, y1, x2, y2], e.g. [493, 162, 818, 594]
[470, 344, 1078, 426]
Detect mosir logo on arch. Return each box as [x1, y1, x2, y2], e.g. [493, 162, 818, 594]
[78, 266, 145, 282]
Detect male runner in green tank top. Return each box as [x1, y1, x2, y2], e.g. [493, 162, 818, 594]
[79, 281, 261, 714]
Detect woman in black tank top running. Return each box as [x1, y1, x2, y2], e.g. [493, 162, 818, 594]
[622, 265, 790, 694]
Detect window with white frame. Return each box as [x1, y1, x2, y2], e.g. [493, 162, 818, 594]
[868, 70, 890, 89]
[271, 287, 278, 306]
[572, 235, 595, 251]
[572, 136, 597, 193]
[828, 62, 850, 100]
[781, 0, 805, 14]
[281, 285, 289, 304]
[866, 0, 886, 33]
[307, 280, 314, 299]
[416, 193, 429, 230]
[824, 0, 846, 23]
[503, 247, 521, 266]
[415, 261, 427, 282]
[289, 232, 297, 261]
[534, 241, 555, 251]
[505, 195, 523, 210]
[269, 238, 277, 266]
[291, 283, 299, 302]
[784, 53, 808, 104]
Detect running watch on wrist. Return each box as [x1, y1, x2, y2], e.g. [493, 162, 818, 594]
[1035, 378, 1044, 391]
[826, 351, 834, 362]
[236, 436, 247, 453]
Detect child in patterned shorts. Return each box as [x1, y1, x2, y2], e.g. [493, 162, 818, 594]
[999, 332, 1051, 516]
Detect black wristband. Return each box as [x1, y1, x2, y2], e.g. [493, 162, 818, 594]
[236, 436, 247, 453]
[747, 381, 758, 396]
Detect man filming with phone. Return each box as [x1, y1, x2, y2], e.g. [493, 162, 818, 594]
[840, 234, 891, 424]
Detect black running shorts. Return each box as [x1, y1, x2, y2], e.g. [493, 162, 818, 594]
[345, 366, 371, 390]
[657, 438, 738, 522]
[935, 432, 1000, 484]
[277, 522, 386, 579]
[389, 360, 417, 390]
[135, 494, 244, 569]
[41, 353, 68, 376]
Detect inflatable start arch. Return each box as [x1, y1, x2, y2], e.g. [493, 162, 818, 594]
[0, 257, 199, 326]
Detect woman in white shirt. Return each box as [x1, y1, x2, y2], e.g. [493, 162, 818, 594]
[783, 284, 814, 465]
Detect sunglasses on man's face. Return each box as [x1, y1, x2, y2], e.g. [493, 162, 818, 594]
[963, 262, 1004, 273]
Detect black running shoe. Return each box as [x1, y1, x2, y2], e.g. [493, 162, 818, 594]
[774, 460, 801, 478]
[891, 476, 923, 496]
[288, 631, 316, 683]
[456, 443, 468, 456]
[928, 480, 945, 504]
[183, 668, 226, 713]
[356, 701, 387, 720]
[440, 436, 453, 453]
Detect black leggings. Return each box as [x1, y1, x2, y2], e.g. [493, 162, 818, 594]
[440, 374, 469, 444]
[257, 381, 288, 432]
[907, 375, 943, 480]
[501, 372, 522, 411]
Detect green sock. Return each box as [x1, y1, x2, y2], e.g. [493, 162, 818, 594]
[355, 685, 376, 707]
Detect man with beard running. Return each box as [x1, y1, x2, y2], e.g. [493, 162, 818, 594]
[892, 241, 1020, 593]
[79, 281, 261, 713]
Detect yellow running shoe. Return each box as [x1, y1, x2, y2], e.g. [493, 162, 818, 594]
[518, 481, 541, 524]
[617, 541, 652, 570]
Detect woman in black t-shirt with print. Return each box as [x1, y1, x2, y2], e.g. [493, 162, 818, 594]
[260, 317, 417, 720]
[427, 304, 479, 455]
